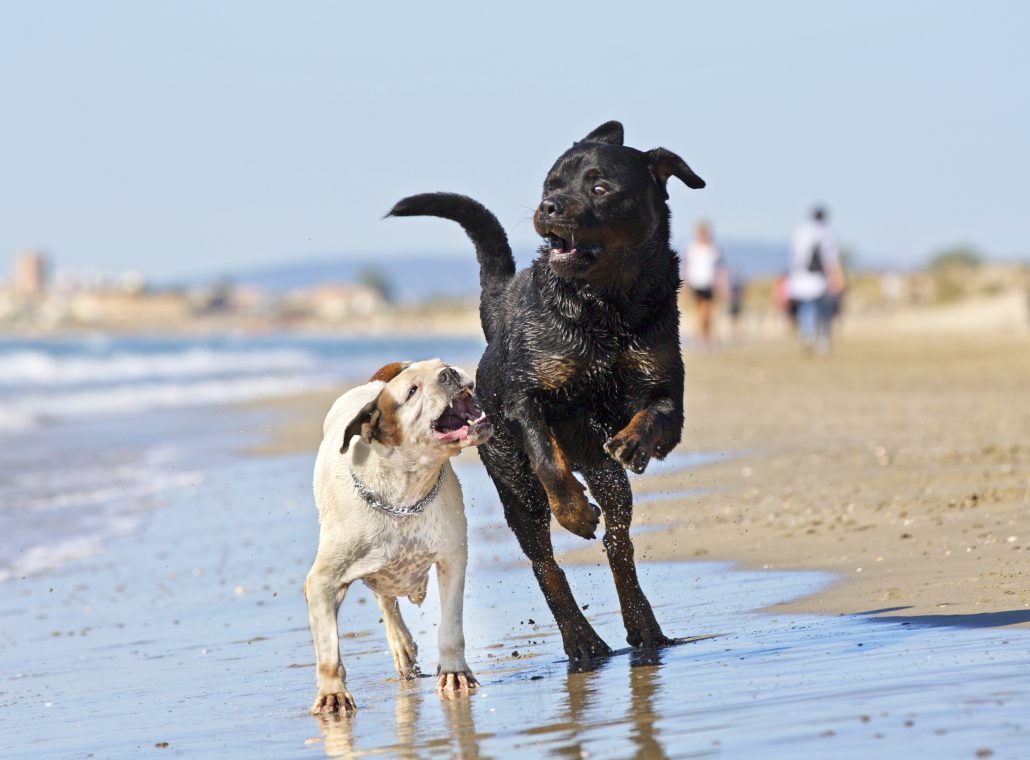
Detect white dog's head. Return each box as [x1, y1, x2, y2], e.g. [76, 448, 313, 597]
[340, 359, 492, 458]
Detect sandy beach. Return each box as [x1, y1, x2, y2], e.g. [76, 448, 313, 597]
[254, 329, 1030, 628]
[3, 326, 1029, 758]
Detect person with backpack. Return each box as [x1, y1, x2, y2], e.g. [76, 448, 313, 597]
[788, 206, 845, 354]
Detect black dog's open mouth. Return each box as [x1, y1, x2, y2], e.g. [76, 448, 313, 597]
[547, 234, 600, 258]
[432, 390, 488, 443]
[548, 234, 577, 256]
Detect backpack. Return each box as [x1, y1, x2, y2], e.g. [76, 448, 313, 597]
[807, 242, 825, 274]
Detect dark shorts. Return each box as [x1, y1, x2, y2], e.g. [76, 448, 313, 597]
[691, 287, 714, 302]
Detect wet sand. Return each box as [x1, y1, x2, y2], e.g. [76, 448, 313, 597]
[252, 332, 1030, 628]
[4, 330, 1029, 757]
[4, 451, 1028, 758]
[599, 333, 1030, 626]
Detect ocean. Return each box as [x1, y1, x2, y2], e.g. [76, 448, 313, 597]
[0, 332, 485, 584]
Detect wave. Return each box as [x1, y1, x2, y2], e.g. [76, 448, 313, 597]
[0, 347, 319, 387]
[0, 374, 336, 433]
[0, 445, 204, 583]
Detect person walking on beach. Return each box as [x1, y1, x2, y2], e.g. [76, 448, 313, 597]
[682, 221, 726, 351]
[789, 206, 845, 355]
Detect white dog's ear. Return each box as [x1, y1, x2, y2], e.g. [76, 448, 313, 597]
[340, 391, 404, 453]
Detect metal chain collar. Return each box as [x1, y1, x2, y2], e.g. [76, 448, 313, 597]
[349, 465, 445, 517]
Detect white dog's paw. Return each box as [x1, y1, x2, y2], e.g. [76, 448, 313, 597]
[311, 689, 357, 715]
[436, 671, 478, 697]
[388, 633, 419, 678]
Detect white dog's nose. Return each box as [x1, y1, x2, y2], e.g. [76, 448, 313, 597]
[438, 367, 461, 387]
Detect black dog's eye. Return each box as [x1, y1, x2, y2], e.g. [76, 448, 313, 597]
[407, 384, 418, 400]
[591, 185, 608, 196]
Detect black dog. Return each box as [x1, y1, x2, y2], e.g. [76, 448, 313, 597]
[388, 121, 705, 659]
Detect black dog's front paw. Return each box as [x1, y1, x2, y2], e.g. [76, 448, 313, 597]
[604, 434, 652, 474]
[553, 495, 601, 540]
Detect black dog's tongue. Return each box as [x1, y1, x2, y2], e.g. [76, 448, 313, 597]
[550, 235, 577, 255]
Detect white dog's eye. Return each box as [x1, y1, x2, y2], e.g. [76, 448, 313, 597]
[407, 384, 418, 400]
[591, 184, 608, 196]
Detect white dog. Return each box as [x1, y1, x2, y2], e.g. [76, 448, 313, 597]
[305, 359, 492, 714]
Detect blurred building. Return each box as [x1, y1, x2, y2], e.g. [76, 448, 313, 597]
[11, 250, 49, 299]
[68, 290, 191, 325]
[280, 283, 385, 323]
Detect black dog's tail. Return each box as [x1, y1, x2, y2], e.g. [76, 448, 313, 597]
[387, 193, 515, 342]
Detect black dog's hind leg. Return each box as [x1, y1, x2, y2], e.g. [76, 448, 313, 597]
[583, 461, 672, 649]
[481, 443, 611, 660]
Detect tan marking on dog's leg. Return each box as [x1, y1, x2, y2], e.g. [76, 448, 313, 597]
[375, 593, 418, 678]
[539, 436, 599, 539]
[306, 570, 356, 713]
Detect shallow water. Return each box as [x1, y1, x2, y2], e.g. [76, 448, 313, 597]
[0, 333, 485, 583]
[2, 451, 1028, 759]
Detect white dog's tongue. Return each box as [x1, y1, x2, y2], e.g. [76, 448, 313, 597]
[433, 425, 469, 442]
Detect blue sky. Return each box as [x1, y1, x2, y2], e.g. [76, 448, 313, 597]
[1, 1, 1027, 279]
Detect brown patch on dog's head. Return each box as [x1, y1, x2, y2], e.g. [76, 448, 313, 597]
[369, 361, 410, 383]
[340, 388, 405, 453]
[339, 359, 490, 457]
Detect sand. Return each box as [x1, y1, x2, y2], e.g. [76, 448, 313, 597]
[249, 330, 1030, 629]
[7, 328, 1029, 757]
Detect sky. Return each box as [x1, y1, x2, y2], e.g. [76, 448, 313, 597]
[1, 1, 1028, 279]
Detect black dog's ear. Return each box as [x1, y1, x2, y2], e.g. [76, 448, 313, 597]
[647, 147, 706, 198]
[579, 121, 624, 146]
[340, 397, 382, 454]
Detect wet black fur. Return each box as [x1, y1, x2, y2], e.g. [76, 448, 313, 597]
[388, 121, 705, 660]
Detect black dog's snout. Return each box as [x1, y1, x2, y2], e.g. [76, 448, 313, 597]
[540, 197, 563, 218]
[438, 367, 462, 388]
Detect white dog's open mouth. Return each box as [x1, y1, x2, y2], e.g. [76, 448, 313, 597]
[432, 391, 487, 442]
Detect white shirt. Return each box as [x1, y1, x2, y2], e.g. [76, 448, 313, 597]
[789, 221, 839, 300]
[683, 241, 722, 290]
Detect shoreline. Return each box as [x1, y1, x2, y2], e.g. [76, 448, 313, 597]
[248, 331, 1030, 629]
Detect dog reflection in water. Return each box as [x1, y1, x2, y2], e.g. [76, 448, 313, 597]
[312, 651, 673, 759]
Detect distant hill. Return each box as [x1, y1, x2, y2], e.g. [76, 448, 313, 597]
[717, 240, 791, 278]
[196, 240, 795, 304]
[208, 254, 485, 303]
